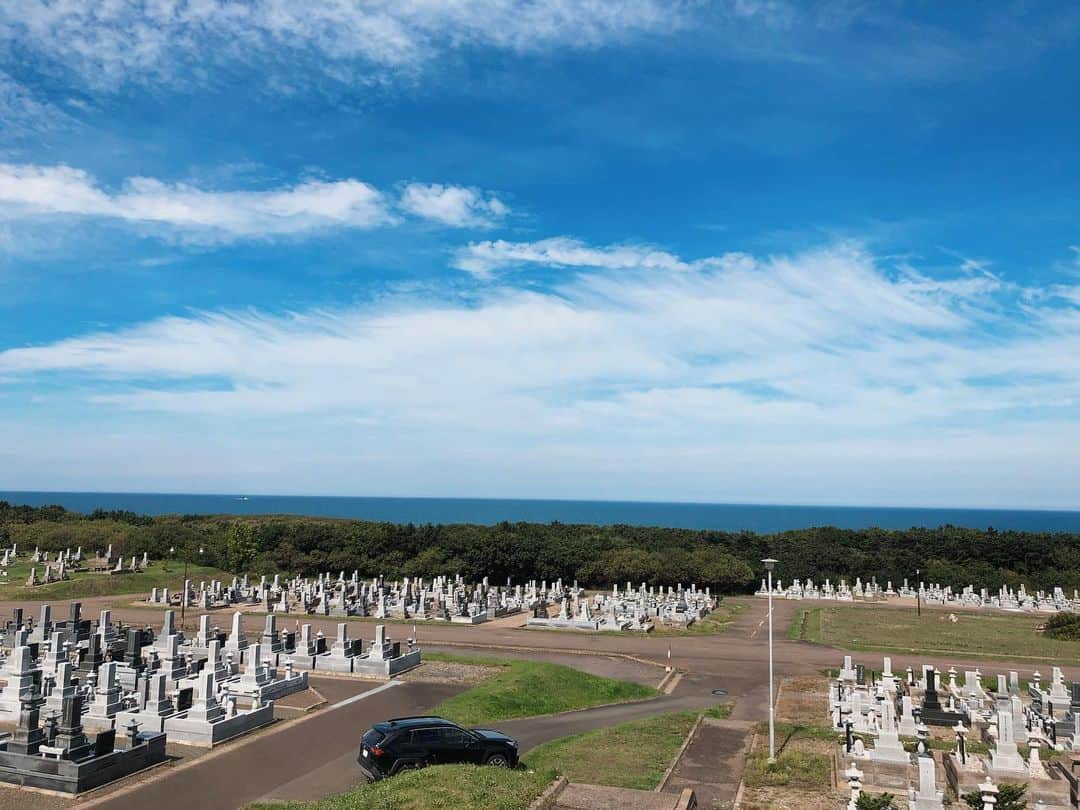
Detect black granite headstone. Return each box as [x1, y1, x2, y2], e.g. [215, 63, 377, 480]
[93, 729, 116, 757]
[176, 687, 194, 712]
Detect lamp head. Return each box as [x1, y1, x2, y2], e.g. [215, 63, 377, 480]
[761, 558, 778, 572]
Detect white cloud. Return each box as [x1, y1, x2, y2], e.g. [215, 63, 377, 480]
[453, 236, 739, 277]
[0, 72, 74, 136]
[0, 163, 510, 240]
[0, 1, 686, 91]
[399, 183, 508, 227]
[5, 242, 1080, 504]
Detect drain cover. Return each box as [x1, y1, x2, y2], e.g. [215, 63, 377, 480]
[711, 688, 728, 696]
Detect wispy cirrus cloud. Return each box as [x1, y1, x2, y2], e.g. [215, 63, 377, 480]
[5, 242, 1080, 504]
[0, 243, 1062, 425]
[453, 237, 736, 277]
[1, 1, 688, 91]
[0, 71, 75, 136]
[0, 163, 506, 241]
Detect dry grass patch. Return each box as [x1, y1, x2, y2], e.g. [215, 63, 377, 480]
[776, 677, 829, 724]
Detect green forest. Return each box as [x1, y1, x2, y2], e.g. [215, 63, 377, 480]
[2, 500, 1079, 594]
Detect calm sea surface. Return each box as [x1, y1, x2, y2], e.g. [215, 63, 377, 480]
[2, 491, 1079, 533]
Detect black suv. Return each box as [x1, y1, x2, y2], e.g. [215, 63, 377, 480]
[357, 715, 519, 780]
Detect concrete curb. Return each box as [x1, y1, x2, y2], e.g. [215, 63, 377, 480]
[733, 729, 758, 810]
[528, 775, 568, 809]
[656, 711, 705, 792]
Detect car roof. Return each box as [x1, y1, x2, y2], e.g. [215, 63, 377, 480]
[376, 716, 457, 731]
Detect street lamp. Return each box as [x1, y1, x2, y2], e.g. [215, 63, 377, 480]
[762, 557, 778, 762]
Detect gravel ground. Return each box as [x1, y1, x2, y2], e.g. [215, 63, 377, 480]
[398, 659, 498, 685]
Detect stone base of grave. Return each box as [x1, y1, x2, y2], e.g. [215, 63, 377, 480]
[942, 752, 988, 796]
[0, 732, 166, 794]
[836, 750, 914, 792]
[869, 743, 912, 767]
[114, 710, 171, 734]
[288, 653, 316, 671]
[230, 671, 309, 702]
[353, 650, 421, 677]
[82, 713, 122, 733]
[163, 703, 274, 747]
[525, 617, 602, 631]
[312, 654, 356, 673]
[450, 614, 488, 624]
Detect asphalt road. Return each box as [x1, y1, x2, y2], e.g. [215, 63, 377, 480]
[84, 679, 464, 810]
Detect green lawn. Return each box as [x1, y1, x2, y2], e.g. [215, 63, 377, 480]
[525, 709, 709, 790]
[789, 605, 1080, 663]
[427, 652, 656, 726]
[246, 764, 552, 810]
[0, 560, 231, 601]
[743, 723, 835, 789]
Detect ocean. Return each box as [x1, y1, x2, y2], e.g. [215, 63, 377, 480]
[1, 491, 1078, 533]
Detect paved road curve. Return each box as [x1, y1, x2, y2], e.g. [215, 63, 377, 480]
[85, 680, 464, 810]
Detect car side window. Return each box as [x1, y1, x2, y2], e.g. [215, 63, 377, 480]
[439, 728, 473, 746]
[413, 728, 443, 747]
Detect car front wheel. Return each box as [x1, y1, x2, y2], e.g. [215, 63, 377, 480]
[485, 753, 511, 768]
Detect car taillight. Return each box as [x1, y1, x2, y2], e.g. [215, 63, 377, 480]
[371, 746, 385, 757]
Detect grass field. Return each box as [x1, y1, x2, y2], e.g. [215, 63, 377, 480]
[789, 604, 1080, 663]
[427, 652, 656, 726]
[525, 709, 706, 790]
[246, 764, 552, 810]
[0, 560, 231, 602]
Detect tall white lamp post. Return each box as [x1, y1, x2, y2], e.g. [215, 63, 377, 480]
[763, 557, 778, 762]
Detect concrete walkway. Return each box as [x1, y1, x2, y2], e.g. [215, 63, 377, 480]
[660, 718, 755, 810]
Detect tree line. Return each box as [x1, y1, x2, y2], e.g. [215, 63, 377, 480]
[2, 500, 1079, 594]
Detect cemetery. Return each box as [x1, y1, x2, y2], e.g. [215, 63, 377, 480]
[143, 570, 720, 634]
[830, 653, 1080, 810]
[0, 601, 421, 794]
[758, 575, 1080, 614]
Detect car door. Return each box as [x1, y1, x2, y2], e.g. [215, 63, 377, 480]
[412, 728, 445, 765]
[439, 727, 482, 764]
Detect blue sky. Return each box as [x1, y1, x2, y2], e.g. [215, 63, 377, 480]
[2, 1, 1080, 508]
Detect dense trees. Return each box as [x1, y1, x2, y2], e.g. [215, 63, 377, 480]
[2, 500, 1079, 594]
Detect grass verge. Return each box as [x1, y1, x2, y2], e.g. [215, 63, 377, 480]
[788, 604, 1080, 663]
[427, 652, 656, 726]
[525, 710, 698, 790]
[246, 764, 553, 810]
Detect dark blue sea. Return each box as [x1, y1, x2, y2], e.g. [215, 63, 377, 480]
[2, 491, 1079, 533]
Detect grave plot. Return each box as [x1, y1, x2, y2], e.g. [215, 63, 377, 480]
[525, 582, 717, 632]
[831, 654, 1080, 809]
[147, 572, 551, 624]
[0, 600, 424, 794]
[144, 571, 721, 633]
[759, 573, 1080, 614]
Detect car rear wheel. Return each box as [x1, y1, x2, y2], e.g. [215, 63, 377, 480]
[396, 761, 423, 774]
[485, 753, 511, 768]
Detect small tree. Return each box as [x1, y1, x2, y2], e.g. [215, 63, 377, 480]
[1042, 612, 1080, 640]
[856, 792, 895, 810]
[963, 783, 1027, 810]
